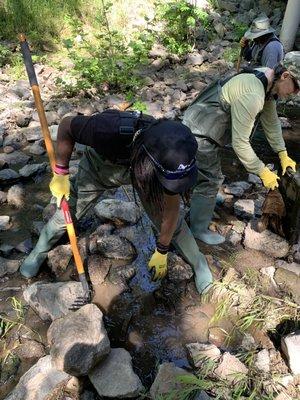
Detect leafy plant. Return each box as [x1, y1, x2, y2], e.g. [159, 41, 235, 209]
[0, 43, 12, 67]
[57, 0, 153, 96]
[154, 0, 213, 55]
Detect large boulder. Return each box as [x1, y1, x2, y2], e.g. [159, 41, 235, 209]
[94, 199, 142, 225]
[23, 281, 86, 321]
[243, 222, 289, 258]
[89, 348, 144, 398]
[0, 151, 30, 167]
[4, 356, 71, 400]
[48, 304, 110, 376]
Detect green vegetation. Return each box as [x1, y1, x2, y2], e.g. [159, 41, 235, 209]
[155, 0, 213, 55]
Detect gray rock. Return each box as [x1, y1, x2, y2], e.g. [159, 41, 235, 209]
[88, 255, 111, 286]
[108, 263, 136, 284]
[274, 268, 300, 304]
[194, 391, 212, 400]
[248, 173, 261, 185]
[150, 362, 192, 399]
[14, 340, 45, 359]
[0, 216, 10, 231]
[281, 330, 300, 375]
[227, 230, 242, 245]
[214, 352, 248, 383]
[0, 151, 30, 167]
[93, 235, 136, 261]
[214, 22, 225, 38]
[168, 253, 193, 281]
[25, 143, 46, 156]
[94, 199, 142, 225]
[234, 199, 255, 219]
[89, 348, 144, 398]
[19, 162, 47, 178]
[244, 222, 289, 258]
[48, 304, 110, 376]
[0, 244, 14, 257]
[186, 53, 204, 66]
[47, 244, 72, 277]
[57, 102, 73, 118]
[186, 342, 221, 368]
[0, 169, 20, 184]
[33, 110, 59, 125]
[275, 260, 300, 277]
[0, 257, 20, 277]
[149, 43, 169, 58]
[218, 0, 238, 12]
[23, 281, 86, 321]
[3, 131, 27, 149]
[15, 111, 31, 128]
[7, 185, 25, 208]
[21, 126, 42, 142]
[4, 355, 71, 400]
[8, 81, 31, 100]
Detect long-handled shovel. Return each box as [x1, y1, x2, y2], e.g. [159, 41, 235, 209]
[19, 34, 91, 306]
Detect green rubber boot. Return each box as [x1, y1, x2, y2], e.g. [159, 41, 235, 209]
[20, 210, 66, 278]
[173, 221, 213, 294]
[190, 195, 225, 245]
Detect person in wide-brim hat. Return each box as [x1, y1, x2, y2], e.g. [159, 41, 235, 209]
[240, 16, 284, 69]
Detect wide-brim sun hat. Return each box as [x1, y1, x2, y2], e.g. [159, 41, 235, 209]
[283, 51, 300, 90]
[141, 120, 198, 194]
[244, 16, 275, 40]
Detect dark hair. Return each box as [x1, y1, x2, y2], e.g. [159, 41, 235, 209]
[266, 63, 287, 99]
[130, 124, 192, 213]
[131, 129, 165, 213]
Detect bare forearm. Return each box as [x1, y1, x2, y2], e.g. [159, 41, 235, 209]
[158, 194, 180, 247]
[56, 116, 75, 167]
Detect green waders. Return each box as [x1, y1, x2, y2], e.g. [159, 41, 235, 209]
[20, 147, 212, 294]
[183, 80, 231, 245]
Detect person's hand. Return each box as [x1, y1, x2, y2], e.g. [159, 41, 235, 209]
[240, 37, 249, 48]
[259, 167, 280, 190]
[278, 150, 296, 175]
[49, 167, 70, 207]
[148, 249, 168, 281]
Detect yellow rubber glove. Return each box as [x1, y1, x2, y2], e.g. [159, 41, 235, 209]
[49, 173, 70, 207]
[278, 151, 296, 175]
[259, 167, 280, 190]
[148, 249, 168, 281]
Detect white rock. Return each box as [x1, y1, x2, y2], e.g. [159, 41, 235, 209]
[244, 222, 289, 258]
[0, 216, 10, 231]
[281, 330, 300, 375]
[254, 349, 270, 373]
[214, 352, 248, 383]
[234, 199, 255, 219]
[186, 342, 221, 368]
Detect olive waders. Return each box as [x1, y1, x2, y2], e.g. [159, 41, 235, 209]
[20, 147, 213, 294]
[183, 79, 232, 245]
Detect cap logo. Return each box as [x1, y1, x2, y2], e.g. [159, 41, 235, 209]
[178, 164, 188, 170]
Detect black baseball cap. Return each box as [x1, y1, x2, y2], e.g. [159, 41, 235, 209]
[141, 120, 198, 193]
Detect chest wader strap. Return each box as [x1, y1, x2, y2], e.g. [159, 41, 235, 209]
[119, 111, 141, 135]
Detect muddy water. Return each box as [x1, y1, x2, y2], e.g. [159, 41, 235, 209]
[0, 114, 300, 396]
